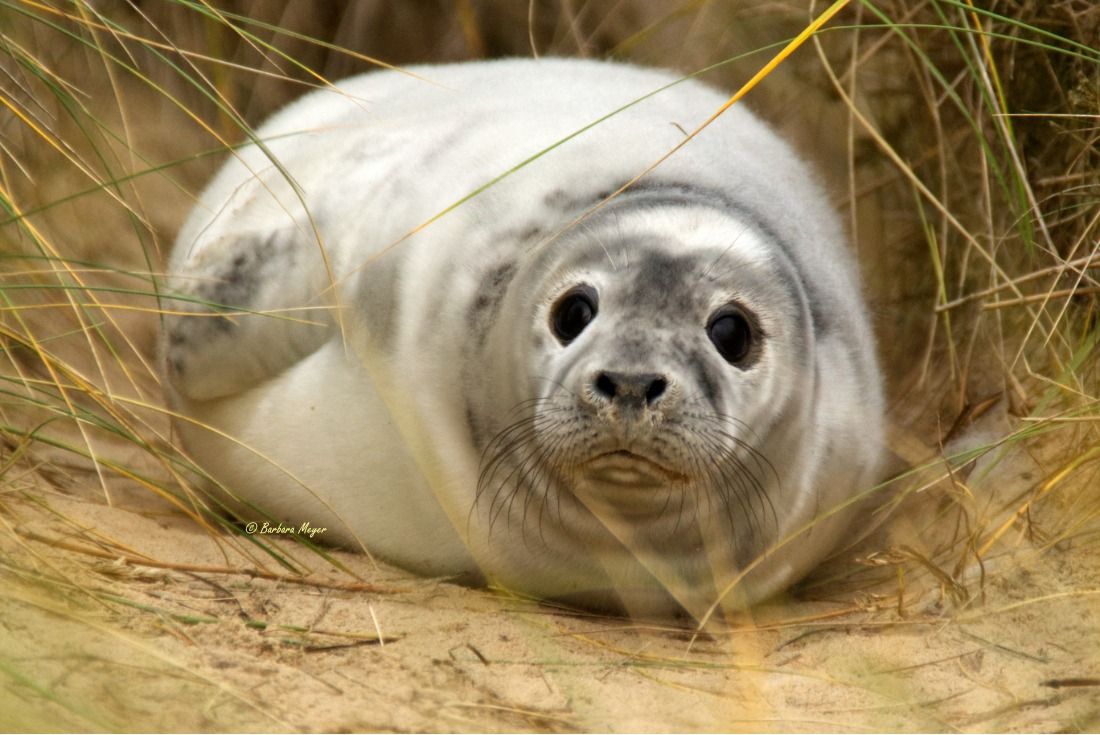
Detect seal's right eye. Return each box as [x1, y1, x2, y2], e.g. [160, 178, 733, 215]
[707, 305, 756, 366]
[550, 286, 597, 344]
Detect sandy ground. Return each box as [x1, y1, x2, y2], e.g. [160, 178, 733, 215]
[2, 409, 1098, 733]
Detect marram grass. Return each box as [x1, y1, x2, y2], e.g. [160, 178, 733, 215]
[0, 0, 1097, 731]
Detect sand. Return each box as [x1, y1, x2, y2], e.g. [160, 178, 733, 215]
[2, 411, 1098, 732]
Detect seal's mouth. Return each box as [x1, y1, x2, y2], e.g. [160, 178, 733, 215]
[580, 449, 687, 486]
[573, 450, 690, 521]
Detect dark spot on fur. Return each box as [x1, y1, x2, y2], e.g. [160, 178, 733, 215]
[622, 248, 699, 316]
[465, 261, 518, 348]
[196, 232, 286, 315]
[356, 249, 405, 352]
[543, 189, 568, 208]
[544, 185, 623, 214]
[485, 261, 517, 293]
[693, 360, 721, 406]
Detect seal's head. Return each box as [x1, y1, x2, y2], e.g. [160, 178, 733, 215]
[467, 189, 827, 616]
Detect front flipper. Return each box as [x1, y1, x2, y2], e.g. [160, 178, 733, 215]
[163, 225, 339, 402]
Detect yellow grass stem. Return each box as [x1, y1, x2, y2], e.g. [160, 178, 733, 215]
[977, 445, 1100, 557]
[582, 0, 855, 209]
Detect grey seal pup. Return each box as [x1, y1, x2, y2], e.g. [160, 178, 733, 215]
[163, 58, 885, 618]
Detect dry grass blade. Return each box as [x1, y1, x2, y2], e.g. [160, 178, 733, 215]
[0, 0, 1097, 731]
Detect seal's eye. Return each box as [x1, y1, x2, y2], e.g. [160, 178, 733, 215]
[550, 287, 597, 344]
[707, 307, 755, 366]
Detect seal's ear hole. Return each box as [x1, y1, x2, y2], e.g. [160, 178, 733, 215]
[550, 285, 598, 345]
[707, 305, 757, 366]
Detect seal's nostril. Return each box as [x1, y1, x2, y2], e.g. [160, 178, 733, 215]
[594, 371, 667, 407]
[645, 377, 667, 405]
[595, 372, 617, 399]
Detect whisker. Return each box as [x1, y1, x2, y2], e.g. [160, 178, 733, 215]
[472, 390, 780, 569]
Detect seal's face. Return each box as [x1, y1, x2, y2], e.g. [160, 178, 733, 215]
[472, 201, 816, 613]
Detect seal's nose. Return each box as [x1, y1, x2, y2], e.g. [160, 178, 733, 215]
[593, 371, 668, 409]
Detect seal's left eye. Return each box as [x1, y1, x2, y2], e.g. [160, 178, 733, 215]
[707, 306, 755, 366]
[551, 287, 597, 344]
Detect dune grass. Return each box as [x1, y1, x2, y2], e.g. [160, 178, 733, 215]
[0, 0, 1097, 730]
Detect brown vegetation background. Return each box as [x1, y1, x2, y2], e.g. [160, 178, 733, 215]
[1, 1, 1097, 731]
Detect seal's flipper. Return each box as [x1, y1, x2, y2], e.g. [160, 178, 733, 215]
[162, 225, 338, 402]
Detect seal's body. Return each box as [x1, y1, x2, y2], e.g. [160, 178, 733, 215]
[164, 59, 884, 617]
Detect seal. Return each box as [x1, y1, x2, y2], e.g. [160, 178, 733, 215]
[163, 58, 885, 618]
